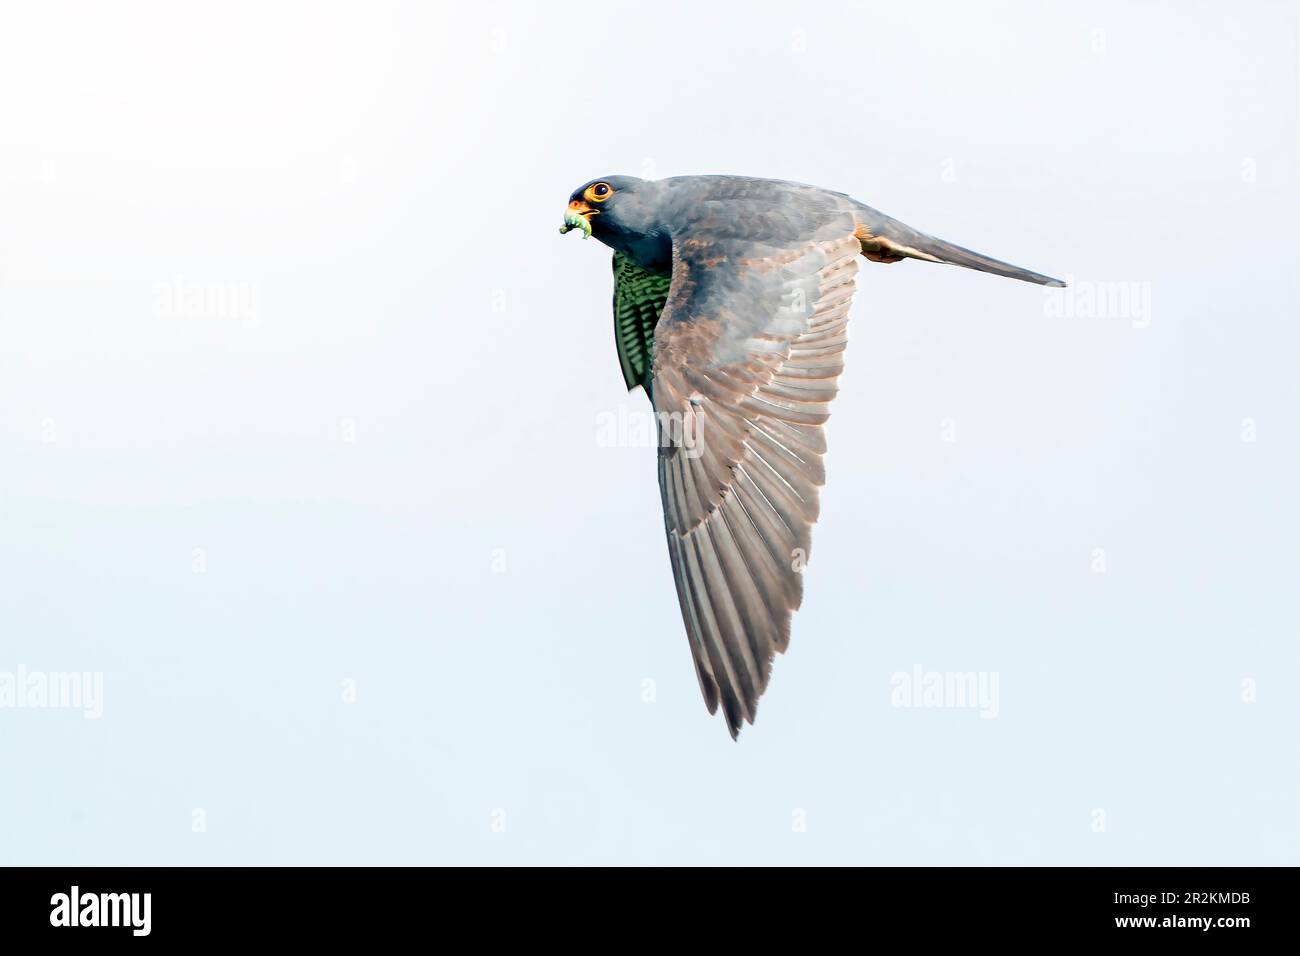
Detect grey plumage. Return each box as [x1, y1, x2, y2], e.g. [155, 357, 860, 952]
[562, 174, 1062, 738]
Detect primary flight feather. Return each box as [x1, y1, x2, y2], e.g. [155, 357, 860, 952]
[560, 174, 1062, 739]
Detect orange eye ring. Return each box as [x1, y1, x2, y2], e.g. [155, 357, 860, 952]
[584, 182, 613, 203]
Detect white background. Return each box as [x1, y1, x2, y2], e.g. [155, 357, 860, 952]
[1, 0, 1296, 864]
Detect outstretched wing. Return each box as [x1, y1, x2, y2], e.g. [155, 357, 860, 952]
[612, 252, 671, 393]
[652, 222, 861, 738]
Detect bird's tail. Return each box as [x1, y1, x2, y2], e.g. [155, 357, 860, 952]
[853, 206, 1065, 287]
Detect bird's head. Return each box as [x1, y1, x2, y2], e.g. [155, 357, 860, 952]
[559, 175, 652, 242]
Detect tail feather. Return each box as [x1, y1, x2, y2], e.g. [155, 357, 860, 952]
[854, 207, 1065, 288]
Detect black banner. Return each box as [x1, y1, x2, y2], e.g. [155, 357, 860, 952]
[0, 867, 1279, 943]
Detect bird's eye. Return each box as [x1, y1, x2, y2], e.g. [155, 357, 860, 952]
[585, 182, 613, 203]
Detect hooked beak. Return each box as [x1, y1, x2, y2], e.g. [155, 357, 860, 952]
[559, 199, 597, 239]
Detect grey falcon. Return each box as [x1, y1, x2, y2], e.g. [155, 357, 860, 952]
[560, 174, 1062, 738]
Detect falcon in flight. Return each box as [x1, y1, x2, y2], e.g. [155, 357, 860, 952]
[560, 175, 1062, 738]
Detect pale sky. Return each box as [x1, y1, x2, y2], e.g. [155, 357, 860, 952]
[1, 0, 1295, 864]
